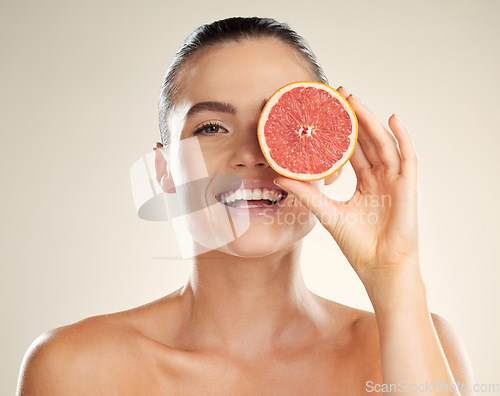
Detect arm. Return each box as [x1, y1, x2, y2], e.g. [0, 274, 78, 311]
[274, 87, 474, 395]
[368, 276, 474, 394]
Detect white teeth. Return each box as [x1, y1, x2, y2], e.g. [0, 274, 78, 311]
[217, 188, 286, 205]
[243, 189, 252, 200]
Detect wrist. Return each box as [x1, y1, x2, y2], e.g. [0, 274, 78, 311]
[362, 266, 428, 313]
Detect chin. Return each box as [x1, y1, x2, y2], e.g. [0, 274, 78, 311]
[219, 232, 287, 258]
[195, 215, 317, 258]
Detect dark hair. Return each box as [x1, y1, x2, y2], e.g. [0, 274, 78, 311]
[158, 17, 328, 147]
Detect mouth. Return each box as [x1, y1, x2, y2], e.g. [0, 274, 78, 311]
[215, 187, 288, 208]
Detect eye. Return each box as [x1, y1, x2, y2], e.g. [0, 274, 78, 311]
[193, 122, 228, 136]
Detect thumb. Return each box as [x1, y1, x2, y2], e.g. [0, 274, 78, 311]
[273, 176, 344, 227]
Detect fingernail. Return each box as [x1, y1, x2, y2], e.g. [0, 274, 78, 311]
[153, 142, 162, 151]
[349, 94, 360, 102]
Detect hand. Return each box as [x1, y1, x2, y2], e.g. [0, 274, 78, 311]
[274, 87, 420, 289]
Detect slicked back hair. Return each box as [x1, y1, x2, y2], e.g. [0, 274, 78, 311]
[158, 17, 328, 147]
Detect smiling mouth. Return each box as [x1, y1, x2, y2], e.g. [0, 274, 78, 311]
[216, 188, 288, 208]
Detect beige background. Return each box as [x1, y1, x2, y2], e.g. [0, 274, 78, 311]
[2, 0, 499, 394]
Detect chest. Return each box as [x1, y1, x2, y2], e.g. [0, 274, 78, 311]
[157, 348, 383, 396]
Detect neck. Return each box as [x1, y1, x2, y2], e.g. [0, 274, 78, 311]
[176, 243, 324, 359]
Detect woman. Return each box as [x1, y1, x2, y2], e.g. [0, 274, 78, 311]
[18, 17, 474, 395]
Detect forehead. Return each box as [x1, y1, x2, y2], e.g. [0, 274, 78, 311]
[176, 38, 315, 109]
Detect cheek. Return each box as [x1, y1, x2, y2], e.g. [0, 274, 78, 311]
[170, 137, 210, 184]
[166, 138, 213, 223]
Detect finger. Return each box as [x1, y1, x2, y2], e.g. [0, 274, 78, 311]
[337, 87, 372, 173]
[336, 86, 349, 99]
[388, 114, 418, 179]
[348, 95, 401, 172]
[273, 177, 343, 227]
[349, 138, 372, 178]
[337, 87, 376, 179]
[342, 94, 383, 167]
[337, 85, 372, 169]
[355, 123, 383, 167]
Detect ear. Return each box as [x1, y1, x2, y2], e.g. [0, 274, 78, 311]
[324, 167, 343, 186]
[153, 142, 176, 193]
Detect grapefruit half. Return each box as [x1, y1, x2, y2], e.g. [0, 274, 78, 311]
[258, 81, 358, 181]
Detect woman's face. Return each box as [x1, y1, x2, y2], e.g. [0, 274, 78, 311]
[163, 38, 325, 258]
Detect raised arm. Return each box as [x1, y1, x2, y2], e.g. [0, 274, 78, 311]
[274, 87, 474, 394]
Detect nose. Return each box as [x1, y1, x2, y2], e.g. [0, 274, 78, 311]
[229, 127, 269, 170]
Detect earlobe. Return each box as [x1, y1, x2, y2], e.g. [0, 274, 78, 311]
[324, 167, 343, 186]
[153, 142, 176, 193]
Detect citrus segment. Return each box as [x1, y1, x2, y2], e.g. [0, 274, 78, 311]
[258, 82, 358, 181]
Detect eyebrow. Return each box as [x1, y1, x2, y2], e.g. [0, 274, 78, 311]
[185, 101, 237, 119]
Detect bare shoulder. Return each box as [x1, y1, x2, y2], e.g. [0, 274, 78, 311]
[315, 294, 379, 337]
[17, 289, 187, 395]
[18, 314, 139, 395]
[317, 298, 474, 388]
[314, 295, 381, 354]
[321, 301, 474, 388]
[430, 313, 475, 387]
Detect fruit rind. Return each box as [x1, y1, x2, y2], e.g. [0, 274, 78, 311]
[258, 81, 358, 181]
